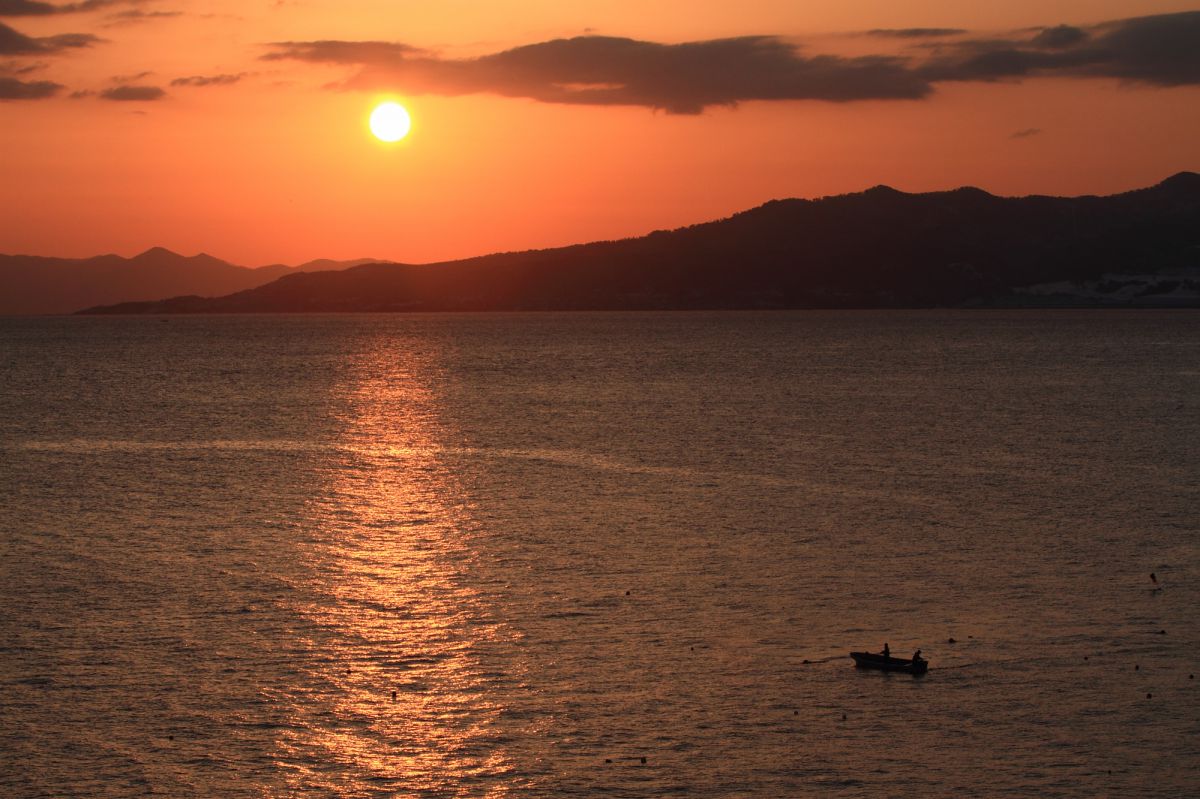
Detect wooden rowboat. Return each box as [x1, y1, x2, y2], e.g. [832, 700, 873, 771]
[850, 651, 928, 675]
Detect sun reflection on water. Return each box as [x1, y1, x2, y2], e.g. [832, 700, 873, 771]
[272, 335, 521, 796]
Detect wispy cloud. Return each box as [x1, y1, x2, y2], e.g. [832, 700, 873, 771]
[0, 73, 60, 97]
[866, 28, 967, 39]
[1, 56, 46, 73]
[110, 69, 150, 82]
[99, 83, 163, 100]
[263, 39, 421, 64]
[102, 8, 180, 26]
[1010, 127, 1042, 139]
[170, 72, 244, 87]
[0, 20, 98, 53]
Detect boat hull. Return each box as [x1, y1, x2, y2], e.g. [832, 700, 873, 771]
[850, 651, 928, 675]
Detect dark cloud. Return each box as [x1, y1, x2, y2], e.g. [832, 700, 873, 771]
[1095, 12, 1200, 85]
[921, 12, 1200, 86]
[0, 20, 98, 53]
[1030, 25, 1088, 49]
[258, 11, 1200, 113]
[170, 72, 243, 87]
[99, 83, 163, 100]
[0, 73, 60, 97]
[920, 43, 1055, 81]
[1010, 127, 1042, 139]
[265, 35, 932, 113]
[866, 28, 967, 38]
[0, 0, 66, 13]
[0, 0, 142, 16]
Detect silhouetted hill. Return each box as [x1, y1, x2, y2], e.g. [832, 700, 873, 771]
[254, 257, 387, 273]
[80, 174, 1200, 313]
[0, 249, 386, 315]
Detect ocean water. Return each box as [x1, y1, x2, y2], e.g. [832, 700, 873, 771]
[1, 311, 1197, 798]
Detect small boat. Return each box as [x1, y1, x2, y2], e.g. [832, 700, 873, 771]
[850, 651, 928, 675]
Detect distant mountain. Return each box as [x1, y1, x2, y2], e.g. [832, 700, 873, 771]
[0, 249, 386, 315]
[81, 173, 1200, 314]
[254, 257, 388, 273]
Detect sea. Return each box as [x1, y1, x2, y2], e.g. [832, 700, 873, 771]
[1, 311, 1197, 798]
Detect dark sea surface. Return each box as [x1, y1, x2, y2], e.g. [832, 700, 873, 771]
[1, 311, 1197, 798]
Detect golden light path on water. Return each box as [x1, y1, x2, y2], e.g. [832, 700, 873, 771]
[271, 336, 523, 795]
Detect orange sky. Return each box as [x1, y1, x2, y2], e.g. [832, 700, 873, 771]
[2, 1, 1199, 265]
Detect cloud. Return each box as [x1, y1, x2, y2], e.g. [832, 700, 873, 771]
[866, 28, 967, 38]
[1010, 127, 1042, 139]
[0, 20, 98, 53]
[103, 9, 180, 26]
[1, 56, 44, 73]
[0, 0, 69, 13]
[0, 0, 145, 16]
[921, 11, 1200, 86]
[0, 73, 60, 97]
[265, 35, 932, 113]
[1093, 12, 1200, 84]
[262, 39, 421, 64]
[111, 69, 150, 82]
[99, 83, 163, 100]
[1029, 25, 1088, 49]
[259, 11, 1200, 113]
[170, 72, 244, 87]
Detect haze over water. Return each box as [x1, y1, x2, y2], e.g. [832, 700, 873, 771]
[1, 311, 1197, 797]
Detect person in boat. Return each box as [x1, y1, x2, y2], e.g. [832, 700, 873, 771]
[912, 649, 923, 665]
[882, 642, 890, 660]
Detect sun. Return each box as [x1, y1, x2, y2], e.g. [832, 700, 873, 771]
[369, 102, 411, 142]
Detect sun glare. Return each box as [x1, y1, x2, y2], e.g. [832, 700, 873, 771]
[369, 102, 411, 143]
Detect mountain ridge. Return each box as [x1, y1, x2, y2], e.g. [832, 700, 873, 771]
[0, 249, 389, 315]
[81, 172, 1200, 313]
[71, 172, 1200, 313]
[18, 173, 1200, 314]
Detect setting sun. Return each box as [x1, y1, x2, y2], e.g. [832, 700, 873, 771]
[369, 102, 412, 142]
